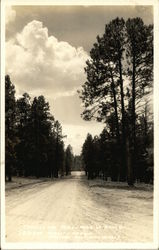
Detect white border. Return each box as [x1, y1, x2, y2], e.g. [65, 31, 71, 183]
[1, 0, 6, 249]
[0, 0, 157, 6]
[153, 0, 159, 249]
[1, 0, 159, 249]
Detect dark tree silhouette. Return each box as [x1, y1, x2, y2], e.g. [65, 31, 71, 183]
[53, 120, 64, 178]
[79, 17, 153, 185]
[5, 75, 69, 180]
[65, 145, 73, 175]
[73, 155, 83, 171]
[5, 75, 17, 181]
[16, 93, 32, 176]
[126, 18, 153, 184]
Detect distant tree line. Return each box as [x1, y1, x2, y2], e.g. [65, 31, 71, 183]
[5, 75, 73, 181]
[72, 155, 83, 171]
[79, 17, 153, 185]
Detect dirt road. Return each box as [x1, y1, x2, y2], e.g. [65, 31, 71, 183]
[5, 171, 153, 243]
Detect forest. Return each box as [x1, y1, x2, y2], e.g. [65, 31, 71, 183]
[5, 75, 74, 181]
[5, 17, 153, 186]
[79, 17, 153, 185]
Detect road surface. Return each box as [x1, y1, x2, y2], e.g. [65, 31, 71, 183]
[5, 171, 153, 243]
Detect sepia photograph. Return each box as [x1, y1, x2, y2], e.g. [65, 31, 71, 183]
[1, 0, 159, 249]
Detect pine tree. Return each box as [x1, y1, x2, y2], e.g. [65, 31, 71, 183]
[5, 75, 17, 181]
[16, 93, 32, 176]
[79, 18, 127, 182]
[5, 76, 69, 180]
[29, 96, 54, 177]
[82, 133, 95, 179]
[79, 17, 153, 185]
[126, 18, 153, 184]
[65, 145, 73, 176]
[53, 120, 64, 178]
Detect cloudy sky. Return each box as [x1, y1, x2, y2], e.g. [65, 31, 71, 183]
[5, 4, 153, 155]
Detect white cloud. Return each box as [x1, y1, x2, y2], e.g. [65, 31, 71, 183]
[6, 20, 89, 97]
[5, 6, 16, 25]
[5, 20, 104, 155]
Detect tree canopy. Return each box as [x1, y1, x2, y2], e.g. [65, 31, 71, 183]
[5, 75, 73, 181]
[79, 17, 153, 185]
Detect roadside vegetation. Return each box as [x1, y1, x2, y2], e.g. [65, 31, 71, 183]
[5, 75, 73, 181]
[79, 17, 153, 185]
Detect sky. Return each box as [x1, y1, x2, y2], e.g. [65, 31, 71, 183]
[5, 5, 153, 155]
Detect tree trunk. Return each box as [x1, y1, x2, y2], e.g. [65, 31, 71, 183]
[110, 69, 120, 141]
[118, 56, 127, 181]
[126, 137, 134, 186]
[54, 137, 59, 178]
[131, 53, 136, 184]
